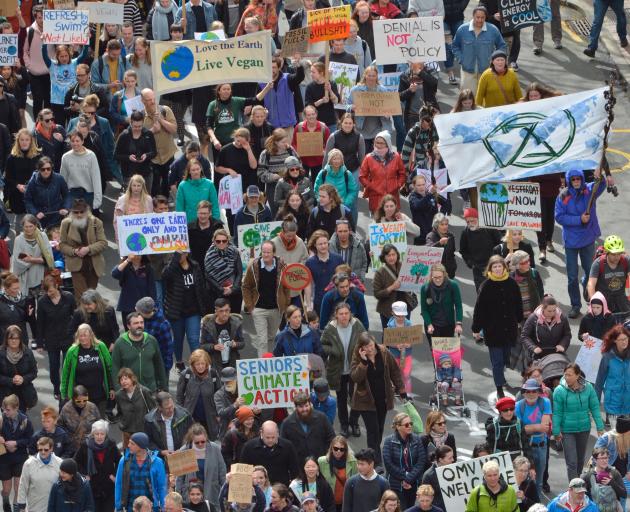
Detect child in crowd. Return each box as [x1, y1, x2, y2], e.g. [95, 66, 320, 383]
[408, 174, 437, 245]
[310, 377, 336, 425]
[578, 292, 616, 342]
[386, 301, 413, 393]
[436, 353, 462, 406]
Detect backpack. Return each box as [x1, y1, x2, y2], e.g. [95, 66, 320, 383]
[517, 396, 552, 436]
[491, 417, 521, 454]
[589, 473, 622, 512]
[594, 250, 629, 276]
[321, 168, 349, 191]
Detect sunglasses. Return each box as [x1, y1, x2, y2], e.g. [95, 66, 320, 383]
[194, 440, 206, 446]
[215, 239, 228, 244]
[435, 421, 446, 426]
[38, 447, 51, 453]
[43, 118, 54, 123]
[332, 446, 346, 452]
[40, 166, 52, 172]
[501, 408, 515, 412]
[400, 422, 413, 427]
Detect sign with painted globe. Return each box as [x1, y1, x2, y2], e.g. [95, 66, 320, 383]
[160, 45, 195, 82]
[116, 212, 189, 257]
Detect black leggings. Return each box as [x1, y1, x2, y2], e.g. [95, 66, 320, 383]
[358, 405, 387, 464]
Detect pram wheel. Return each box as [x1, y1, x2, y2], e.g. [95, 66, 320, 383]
[462, 407, 470, 418]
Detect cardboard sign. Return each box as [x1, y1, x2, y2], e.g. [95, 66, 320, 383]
[373, 17, 446, 65]
[228, 464, 255, 504]
[307, 6, 351, 43]
[0, 0, 15, 17]
[574, 336, 603, 384]
[0, 35, 17, 65]
[436, 452, 515, 512]
[432, 337, 460, 353]
[123, 95, 144, 115]
[281, 263, 312, 291]
[54, 0, 77, 9]
[236, 355, 310, 409]
[383, 324, 423, 346]
[329, 61, 358, 110]
[500, 0, 549, 30]
[296, 131, 324, 157]
[167, 449, 199, 477]
[78, 1, 124, 24]
[43, 10, 90, 45]
[398, 245, 444, 292]
[116, 212, 189, 257]
[353, 91, 402, 116]
[477, 181, 542, 231]
[218, 175, 244, 212]
[237, 221, 283, 269]
[368, 222, 407, 270]
[282, 27, 310, 57]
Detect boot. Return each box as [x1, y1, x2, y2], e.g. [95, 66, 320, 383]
[496, 386, 505, 399]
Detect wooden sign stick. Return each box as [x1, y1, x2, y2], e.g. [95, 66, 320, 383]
[94, 22, 101, 57]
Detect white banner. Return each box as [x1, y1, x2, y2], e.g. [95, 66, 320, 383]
[329, 62, 358, 110]
[368, 222, 407, 270]
[77, 1, 124, 24]
[477, 181, 542, 231]
[43, 10, 90, 45]
[434, 87, 608, 191]
[218, 175, 243, 212]
[574, 336, 603, 384]
[237, 221, 282, 269]
[373, 17, 446, 65]
[0, 35, 17, 65]
[398, 245, 444, 292]
[116, 212, 189, 257]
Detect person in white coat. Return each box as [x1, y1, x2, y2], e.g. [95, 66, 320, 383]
[16, 436, 62, 512]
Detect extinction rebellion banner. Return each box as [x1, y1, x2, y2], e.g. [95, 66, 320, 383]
[151, 31, 273, 95]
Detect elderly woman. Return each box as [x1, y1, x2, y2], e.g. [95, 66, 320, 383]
[510, 250, 544, 320]
[114, 367, 156, 449]
[473, 255, 523, 399]
[425, 213, 457, 279]
[318, 436, 358, 512]
[351, 333, 406, 466]
[60, 323, 114, 416]
[420, 264, 463, 346]
[382, 412, 427, 509]
[11, 214, 53, 296]
[373, 244, 414, 329]
[74, 419, 121, 512]
[466, 460, 517, 512]
[203, 229, 243, 314]
[0, 325, 37, 411]
[595, 324, 630, 427]
[176, 349, 220, 440]
[58, 384, 101, 454]
[512, 456, 539, 512]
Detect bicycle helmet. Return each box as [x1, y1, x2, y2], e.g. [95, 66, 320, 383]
[604, 235, 625, 254]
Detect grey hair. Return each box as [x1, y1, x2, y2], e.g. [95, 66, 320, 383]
[526, 505, 548, 512]
[327, 148, 344, 165]
[80, 289, 102, 304]
[90, 420, 109, 435]
[513, 456, 530, 469]
[432, 213, 448, 230]
[511, 250, 530, 267]
[482, 460, 500, 474]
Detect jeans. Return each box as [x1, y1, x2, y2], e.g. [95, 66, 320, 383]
[337, 374, 359, 429]
[48, 348, 67, 396]
[588, 0, 627, 50]
[444, 19, 464, 70]
[488, 344, 511, 387]
[565, 243, 595, 308]
[530, 441, 547, 495]
[68, 189, 94, 209]
[562, 430, 592, 481]
[171, 315, 201, 362]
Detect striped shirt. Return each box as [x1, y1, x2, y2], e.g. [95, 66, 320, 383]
[124, 0, 144, 36]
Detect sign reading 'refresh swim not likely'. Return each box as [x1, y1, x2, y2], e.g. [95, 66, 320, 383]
[373, 17, 446, 65]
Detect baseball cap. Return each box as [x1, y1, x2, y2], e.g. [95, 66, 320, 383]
[569, 478, 587, 492]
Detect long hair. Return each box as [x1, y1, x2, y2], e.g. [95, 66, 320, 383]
[326, 435, 349, 462]
[183, 158, 204, 180]
[318, 184, 341, 210]
[358, 65, 379, 86]
[602, 324, 630, 353]
[122, 175, 151, 213]
[374, 194, 398, 223]
[451, 88, 476, 113]
[377, 491, 401, 512]
[2, 325, 22, 348]
[73, 323, 98, 348]
[522, 81, 561, 101]
[130, 37, 151, 67]
[264, 128, 287, 155]
[11, 128, 40, 158]
[277, 193, 309, 221]
[79, 290, 109, 325]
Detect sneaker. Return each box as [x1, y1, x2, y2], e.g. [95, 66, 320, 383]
[546, 241, 555, 253]
[340, 426, 350, 438]
[351, 425, 361, 437]
[539, 250, 547, 263]
[533, 47, 542, 55]
[177, 138, 185, 147]
[455, 397, 463, 406]
[448, 75, 458, 85]
[621, 37, 629, 48]
[175, 361, 186, 373]
[553, 41, 563, 49]
[584, 48, 596, 58]
[509, 62, 519, 71]
[568, 306, 581, 319]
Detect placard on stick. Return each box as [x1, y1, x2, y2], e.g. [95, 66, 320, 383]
[281, 263, 312, 291]
[353, 91, 402, 116]
[167, 449, 198, 477]
[282, 27, 310, 56]
[78, 1, 124, 24]
[431, 337, 460, 353]
[383, 325, 423, 346]
[54, 0, 76, 10]
[296, 131, 323, 157]
[306, 6, 351, 43]
[229, 464, 255, 503]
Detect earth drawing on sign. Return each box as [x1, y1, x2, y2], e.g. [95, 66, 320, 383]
[161, 46, 194, 82]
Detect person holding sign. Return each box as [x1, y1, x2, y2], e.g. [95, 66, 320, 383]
[305, 64, 340, 134]
[291, 105, 330, 184]
[373, 244, 413, 329]
[110, 69, 142, 131]
[594, 325, 630, 426]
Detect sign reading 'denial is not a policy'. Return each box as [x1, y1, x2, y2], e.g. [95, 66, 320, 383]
[43, 10, 90, 45]
[116, 212, 189, 257]
[237, 355, 310, 409]
[373, 17, 446, 65]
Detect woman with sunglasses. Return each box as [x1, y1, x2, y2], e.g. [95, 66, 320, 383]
[204, 229, 243, 314]
[111, 253, 156, 328]
[23, 156, 70, 229]
[382, 413, 427, 509]
[34, 109, 66, 173]
[318, 436, 358, 512]
[58, 384, 101, 454]
[485, 397, 531, 462]
[420, 411, 457, 468]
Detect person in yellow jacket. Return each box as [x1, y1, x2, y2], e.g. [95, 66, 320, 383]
[475, 50, 523, 108]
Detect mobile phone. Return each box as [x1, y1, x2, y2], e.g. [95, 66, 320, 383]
[18, 253, 27, 259]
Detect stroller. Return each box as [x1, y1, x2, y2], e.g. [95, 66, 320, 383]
[429, 336, 470, 417]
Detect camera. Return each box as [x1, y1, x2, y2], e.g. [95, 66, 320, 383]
[71, 95, 84, 104]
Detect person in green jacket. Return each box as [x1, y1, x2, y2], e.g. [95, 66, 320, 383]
[553, 362, 605, 482]
[313, 150, 360, 224]
[111, 312, 168, 393]
[420, 264, 463, 346]
[60, 323, 114, 416]
[175, 158, 221, 223]
[317, 435, 358, 510]
[466, 459, 518, 512]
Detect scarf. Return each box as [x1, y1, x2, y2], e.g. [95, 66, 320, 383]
[86, 437, 107, 476]
[429, 279, 448, 305]
[205, 243, 238, 289]
[61, 475, 82, 504]
[429, 429, 448, 448]
[35, 121, 57, 140]
[6, 347, 23, 365]
[331, 455, 346, 469]
[279, 231, 297, 251]
[152, 2, 177, 41]
[488, 270, 509, 282]
[1, 291, 22, 303]
[512, 269, 540, 311]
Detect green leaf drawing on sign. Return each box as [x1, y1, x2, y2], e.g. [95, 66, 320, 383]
[243, 229, 261, 248]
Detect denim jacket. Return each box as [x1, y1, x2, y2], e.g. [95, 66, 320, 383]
[452, 20, 506, 73]
[176, 1, 217, 39]
[347, 84, 394, 132]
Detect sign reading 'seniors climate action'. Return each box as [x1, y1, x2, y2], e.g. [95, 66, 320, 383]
[368, 222, 407, 270]
[477, 181, 542, 231]
[43, 10, 90, 45]
[373, 17, 446, 65]
[0, 35, 17, 65]
[436, 452, 515, 512]
[237, 355, 310, 409]
[116, 212, 189, 257]
[151, 31, 272, 95]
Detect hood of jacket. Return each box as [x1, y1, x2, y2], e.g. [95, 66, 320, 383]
[588, 291, 612, 316]
[533, 304, 563, 325]
[559, 375, 586, 393]
[565, 169, 587, 197]
[552, 490, 596, 511]
[282, 323, 311, 339]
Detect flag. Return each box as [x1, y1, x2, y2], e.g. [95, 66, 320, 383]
[434, 87, 608, 191]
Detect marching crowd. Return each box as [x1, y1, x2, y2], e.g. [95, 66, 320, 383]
[0, 0, 623, 510]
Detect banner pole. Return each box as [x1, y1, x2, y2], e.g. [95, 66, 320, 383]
[324, 43, 330, 81]
[94, 23, 101, 58]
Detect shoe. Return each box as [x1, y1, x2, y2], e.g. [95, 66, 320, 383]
[509, 62, 519, 71]
[584, 48, 596, 58]
[340, 426, 350, 438]
[568, 306, 581, 319]
[3, 501, 10, 512]
[533, 47, 542, 55]
[175, 361, 186, 373]
[539, 250, 546, 263]
[542, 483, 551, 493]
[54, 392, 60, 401]
[496, 386, 505, 399]
[177, 138, 185, 147]
[455, 397, 463, 406]
[448, 75, 458, 85]
[546, 241, 555, 253]
[553, 41, 563, 49]
[583, 285, 590, 302]
[351, 425, 361, 437]
[621, 37, 629, 48]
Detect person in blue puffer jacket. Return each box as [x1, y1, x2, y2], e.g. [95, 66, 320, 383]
[555, 167, 606, 318]
[24, 158, 72, 229]
[273, 305, 325, 359]
[594, 324, 630, 420]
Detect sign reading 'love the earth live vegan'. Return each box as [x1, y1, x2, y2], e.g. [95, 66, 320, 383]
[236, 355, 310, 409]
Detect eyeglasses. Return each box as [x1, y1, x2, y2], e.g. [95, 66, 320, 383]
[38, 447, 51, 453]
[570, 177, 582, 181]
[332, 446, 346, 452]
[215, 239, 228, 244]
[400, 422, 413, 427]
[518, 259, 530, 265]
[435, 421, 446, 426]
[289, 167, 301, 171]
[43, 118, 54, 123]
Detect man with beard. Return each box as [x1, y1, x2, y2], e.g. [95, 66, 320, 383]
[280, 391, 335, 462]
[240, 420, 300, 486]
[63, 63, 109, 121]
[459, 208, 502, 291]
[58, 199, 108, 300]
[213, 367, 243, 439]
[111, 312, 168, 393]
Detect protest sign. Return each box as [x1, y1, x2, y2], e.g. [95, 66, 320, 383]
[237, 221, 283, 269]
[296, 131, 324, 157]
[477, 181, 542, 231]
[575, 336, 603, 384]
[78, 1, 124, 24]
[116, 212, 189, 257]
[0, 0, 14, 17]
[281, 263, 312, 291]
[354, 91, 402, 116]
[194, 29, 226, 41]
[416, 167, 448, 199]
[383, 325, 423, 346]
[0, 35, 18, 65]
[166, 449, 198, 477]
[373, 17, 446, 65]
[307, 6, 351, 43]
[123, 95, 144, 115]
[282, 27, 310, 56]
[398, 245, 444, 291]
[218, 175, 244, 212]
[278, 10, 289, 36]
[500, 0, 550, 31]
[236, 355, 310, 409]
[329, 61, 358, 110]
[151, 31, 273, 95]
[54, 0, 76, 9]
[436, 452, 515, 512]
[368, 222, 407, 270]
[380, 72, 402, 92]
[43, 10, 90, 45]
[228, 464, 255, 503]
[432, 337, 460, 353]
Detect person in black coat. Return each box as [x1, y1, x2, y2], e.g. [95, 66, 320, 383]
[0, 325, 38, 412]
[398, 64, 438, 131]
[63, 68, 110, 122]
[24, 156, 71, 229]
[33, 109, 67, 173]
[459, 208, 503, 291]
[421, 445, 456, 512]
[47, 458, 95, 512]
[0, 122, 12, 176]
[289, 457, 336, 512]
[0, 274, 34, 345]
[0, 81, 20, 136]
[280, 392, 336, 463]
[68, 290, 119, 350]
[425, 213, 457, 279]
[512, 456, 539, 512]
[113, 110, 157, 185]
[77, 118, 111, 194]
[29, 405, 74, 458]
[492, 229, 536, 269]
[187, 203, 224, 267]
[74, 419, 121, 512]
[5, 129, 42, 220]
